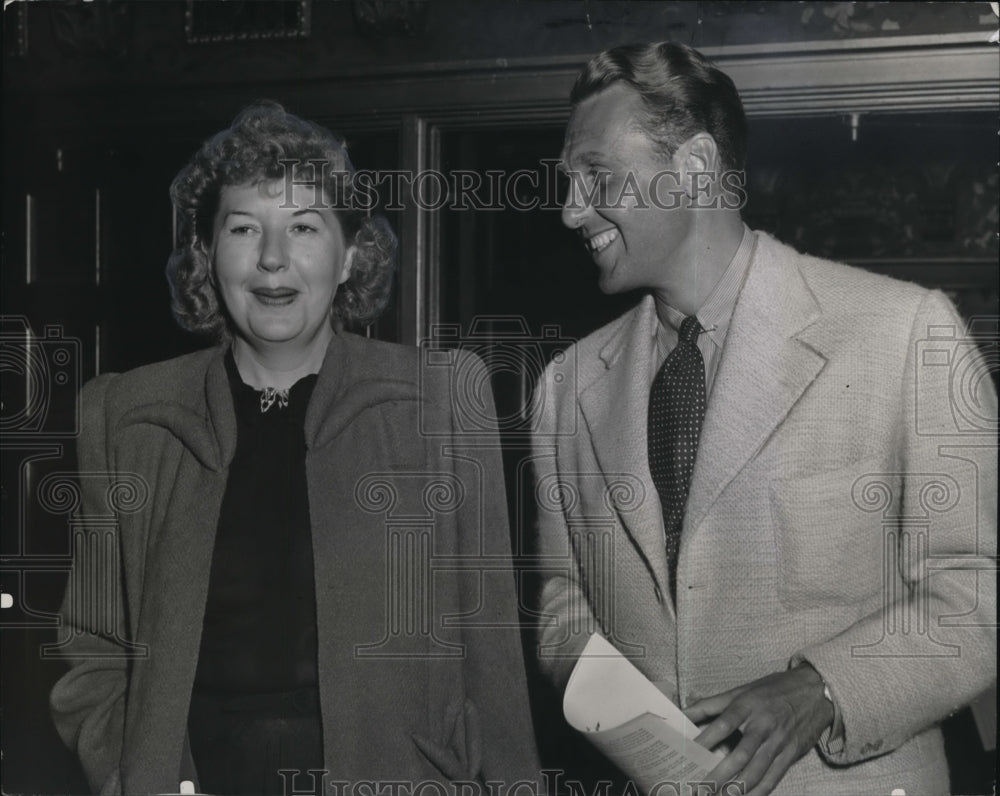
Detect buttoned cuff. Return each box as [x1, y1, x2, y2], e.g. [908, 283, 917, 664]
[789, 656, 845, 756]
[818, 678, 846, 755]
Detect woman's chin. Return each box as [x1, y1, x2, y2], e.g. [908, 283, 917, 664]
[238, 320, 332, 352]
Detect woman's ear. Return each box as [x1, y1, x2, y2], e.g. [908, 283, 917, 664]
[197, 238, 217, 285]
[339, 245, 357, 286]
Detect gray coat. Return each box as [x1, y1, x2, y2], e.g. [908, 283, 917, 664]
[51, 331, 541, 794]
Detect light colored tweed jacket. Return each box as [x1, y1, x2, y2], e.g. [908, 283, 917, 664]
[534, 232, 997, 795]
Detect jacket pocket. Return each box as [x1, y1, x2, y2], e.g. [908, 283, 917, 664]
[98, 768, 122, 795]
[770, 459, 895, 609]
[411, 698, 482, 781]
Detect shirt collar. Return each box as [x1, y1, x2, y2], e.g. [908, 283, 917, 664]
[652, 224, 757, 349]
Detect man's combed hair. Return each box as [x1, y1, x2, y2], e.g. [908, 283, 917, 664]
[166, 100, 397, 339]
[571, 42, 747, 173]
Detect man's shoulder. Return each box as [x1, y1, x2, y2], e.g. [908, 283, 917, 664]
[755, 231, 933, 315]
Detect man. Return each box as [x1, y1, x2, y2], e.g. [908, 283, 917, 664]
[533, 42, 996, 795]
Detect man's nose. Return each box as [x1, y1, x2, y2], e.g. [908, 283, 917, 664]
[561, 176, 591, 230]
[257, 231, 288, 272]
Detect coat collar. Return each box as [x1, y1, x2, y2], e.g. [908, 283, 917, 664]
[304, 332, 420, 451]
[114, 346, 236, 472]
[579, 233, 827, 597]
[580, 295, 671, 592]
[683, 233, 826, 536]
[117, 332, 420, 472]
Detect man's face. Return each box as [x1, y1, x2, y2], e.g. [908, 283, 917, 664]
[560, 83, 693, 295]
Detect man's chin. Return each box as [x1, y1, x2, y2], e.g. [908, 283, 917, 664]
[596, 266, 624, 295]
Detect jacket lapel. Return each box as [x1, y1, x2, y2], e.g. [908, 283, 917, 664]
[123, 349, 234, 792]
[305, 332, 421, 449]
[580, 296, 670, 594]
[683, 234, 827, 537]
[117, 345, 236, 472]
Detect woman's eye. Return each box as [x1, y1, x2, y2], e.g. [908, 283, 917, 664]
[229, 224, 257, 235]
[291, 223, 318, 234]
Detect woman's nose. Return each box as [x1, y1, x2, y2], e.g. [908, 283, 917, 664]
[257, 231, 288, 272]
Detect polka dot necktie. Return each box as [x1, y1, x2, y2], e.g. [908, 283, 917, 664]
[647, 315, 706, 604]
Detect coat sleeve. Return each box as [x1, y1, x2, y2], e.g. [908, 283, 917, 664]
[532, 356, 601, 692]
[794, 290, 997, 765]
[451, 351, 543, 783]
[49, 374, 129, 795]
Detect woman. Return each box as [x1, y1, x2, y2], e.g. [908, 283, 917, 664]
[50, 102, 540, 794]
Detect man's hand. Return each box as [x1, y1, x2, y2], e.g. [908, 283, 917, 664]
[685, 664, 834, 796]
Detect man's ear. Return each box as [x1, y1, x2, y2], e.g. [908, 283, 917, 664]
[676, 132, 721, 199]
[339, 245, 357, 286]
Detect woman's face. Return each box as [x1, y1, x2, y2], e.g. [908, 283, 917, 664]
[209, 179, 354, 354]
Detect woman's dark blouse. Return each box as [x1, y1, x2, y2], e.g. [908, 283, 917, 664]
[187, 351, 322, 791]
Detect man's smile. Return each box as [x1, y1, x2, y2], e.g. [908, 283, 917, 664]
[586, 228, 619, 253]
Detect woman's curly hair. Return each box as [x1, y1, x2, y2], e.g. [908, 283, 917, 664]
[166, 100, 397, 339]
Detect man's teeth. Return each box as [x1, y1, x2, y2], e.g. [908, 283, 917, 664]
[587, 230, 619, 253]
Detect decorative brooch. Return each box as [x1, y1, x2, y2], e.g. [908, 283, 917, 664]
[260, 386, 290, 413]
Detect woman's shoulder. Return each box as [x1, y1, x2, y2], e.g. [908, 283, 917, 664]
[81, 347, 222, 413]
[340, 332, 420, 373]
[339, 332, 487, 390]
